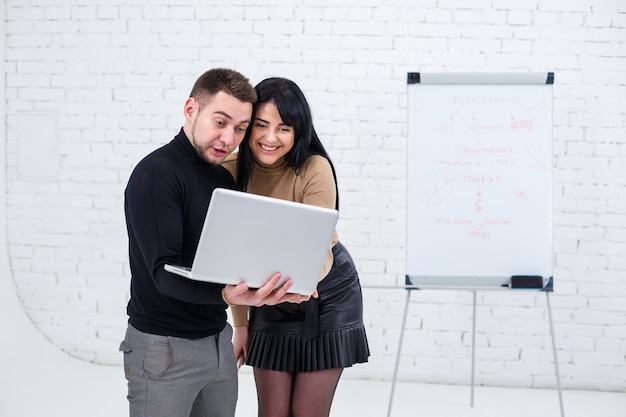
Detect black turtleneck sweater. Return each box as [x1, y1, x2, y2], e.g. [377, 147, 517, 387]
[124, 128, 236, 338]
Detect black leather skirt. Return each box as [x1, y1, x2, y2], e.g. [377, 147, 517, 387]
[246, 241, 370, 372]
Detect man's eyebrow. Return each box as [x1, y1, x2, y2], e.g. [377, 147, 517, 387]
[213, 110, 232, 120]
[214, 111, 250, 124]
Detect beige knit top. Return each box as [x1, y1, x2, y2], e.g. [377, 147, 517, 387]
[222, 153, 339, 326]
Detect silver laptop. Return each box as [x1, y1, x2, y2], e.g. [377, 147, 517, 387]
[164, 188, 339, 295]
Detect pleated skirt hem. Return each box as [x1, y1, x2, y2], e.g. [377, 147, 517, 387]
[246, 324, 370, 373]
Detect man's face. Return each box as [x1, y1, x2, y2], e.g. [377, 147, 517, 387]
[183, 91, 253, 164]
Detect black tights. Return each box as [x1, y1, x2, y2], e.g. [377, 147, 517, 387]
[253, 367, 343, 417]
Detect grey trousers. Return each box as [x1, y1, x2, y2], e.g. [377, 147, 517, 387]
[119, 324, 238, 417]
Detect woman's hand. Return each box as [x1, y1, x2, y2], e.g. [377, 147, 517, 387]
[232, 325, 249, 369]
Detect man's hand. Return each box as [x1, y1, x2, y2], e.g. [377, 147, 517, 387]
[223, 273, 310, 307]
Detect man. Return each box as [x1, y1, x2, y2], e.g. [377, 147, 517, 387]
[120, 68, 308, 417]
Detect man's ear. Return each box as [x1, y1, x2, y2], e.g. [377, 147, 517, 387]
[183, 97, 197, 122]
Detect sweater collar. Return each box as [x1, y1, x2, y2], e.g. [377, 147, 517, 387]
[253, 158, 291, 176]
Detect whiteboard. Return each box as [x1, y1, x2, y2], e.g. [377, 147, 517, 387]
[406, 73, 553, 289]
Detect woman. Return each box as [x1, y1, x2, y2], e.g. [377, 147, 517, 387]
[222, 77, 369, 417]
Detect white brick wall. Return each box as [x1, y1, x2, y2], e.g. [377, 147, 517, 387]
[3, 0, 625, 391]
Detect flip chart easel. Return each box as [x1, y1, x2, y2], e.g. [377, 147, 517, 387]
[367, 72, 563, 417]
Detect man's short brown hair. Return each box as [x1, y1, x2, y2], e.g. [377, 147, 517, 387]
[189, 68, 257, 110]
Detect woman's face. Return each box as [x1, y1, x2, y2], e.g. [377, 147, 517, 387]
[248, 101, 295, 167]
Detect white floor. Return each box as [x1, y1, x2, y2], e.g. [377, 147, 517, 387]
[1, 260, 624, 417]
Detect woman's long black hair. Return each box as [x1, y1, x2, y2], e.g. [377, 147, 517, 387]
[236, 77, 340, 210]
